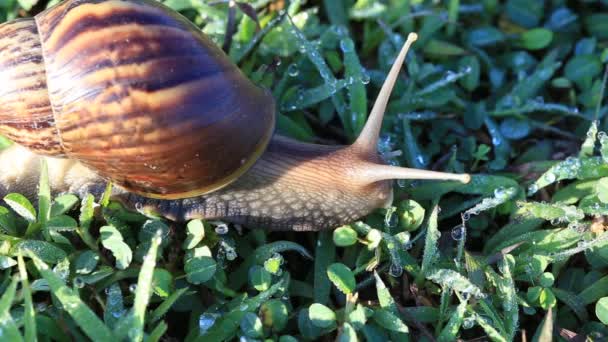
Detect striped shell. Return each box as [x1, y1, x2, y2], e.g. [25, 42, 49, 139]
[0, 0, 275, 199]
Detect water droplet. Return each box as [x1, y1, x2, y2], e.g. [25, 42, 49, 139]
[528, 184, 539, 195]
[463, 317, 475, 329]
[462, 212, 471, 221]
[544, 172, 556, 183]
[339, 38, 354, 53]
[389, 263, 403, 277]
[74, 277, 85, 289]
[451, 225, 466, 241]
[415, 154, 425, 166]
[199, 313, 219, 334]
[287, 63, 299, 77]
[384, 211, 398, 228]
[494, 187, 506, 199]
[129, 284, 137, 293]
[215, 223, 229, 235]
[361, 70, 371, 84]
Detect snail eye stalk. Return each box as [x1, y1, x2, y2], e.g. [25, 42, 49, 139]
[353, 32, 470, 184]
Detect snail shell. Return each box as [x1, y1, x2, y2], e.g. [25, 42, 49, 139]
[0, 0, 275, 200]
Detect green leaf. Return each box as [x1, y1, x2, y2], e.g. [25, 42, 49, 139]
[0, 278, 23, 342]
[185, 256, 216, 284]
[596, 178, 608, 203]
[30, 254, 115, 342]
[327, 263, 356, 294]
[595, 297, 608, 324]
[50, 194, 79, 217]
[427, 269, 484, 298]
[337, 322, 358, 342]
[539, 288, 556, 310]
[100, 226, 132, 270]
[565, 55, 602, 89]
[421, 204, 440, 278]
[398, 200, 425, 232]
[152, 268, 173, 297]
[309, 303, 336, 329]
[38, 158, 50, 225]
[314, 231, 335, 305]
[438, 299, 466, 342]
[333, 226, 358, 246]
[74, 251, 99, 274]
[372, 309, 409, 333]
[4, 193, 36, 222]
[131, 231, 162, 342]
[467, 27, 505, 47]
[18, 254, 36, 342]
[183, 219, 205, 249]
[240, 312, 263, 338]
[260, 299, 289, 332]
[249, 265, 272, 292]
[12, 240, 67, 264]
[149, 287, 188, 324]
[520, 28, 553, 50]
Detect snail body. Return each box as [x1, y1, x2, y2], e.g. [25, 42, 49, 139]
[0, 0, 470, 231]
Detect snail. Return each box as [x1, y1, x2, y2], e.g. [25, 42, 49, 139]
[0, 0, 470, 231]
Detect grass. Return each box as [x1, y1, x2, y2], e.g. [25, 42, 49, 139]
[2, 0, 608, 340]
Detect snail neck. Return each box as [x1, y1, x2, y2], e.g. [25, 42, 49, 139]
[124, 135, 394, 231]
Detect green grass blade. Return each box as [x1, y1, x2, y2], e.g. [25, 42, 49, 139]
[131, 231, 162, 342]
[0, 277, 23, 342]
[29, 254, 115, 342]
[313, 231, 335, 305]
[18, 254, 36, 342]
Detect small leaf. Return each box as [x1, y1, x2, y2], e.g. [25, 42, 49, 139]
[50, 194, 79, 216]
[130, 231, 162, 342]
[152, 268, 173, 298]
[372, 308, 409, 333]
[337, 322, 358, 342]
[467, 27, 505, 47]
[249, 265, 272, 292]
[100, 226, 132, 270]
[240, 312, 263, 338]
[520, 28, 553, 50]
[30, 254, 115, 341]
[398, 199, 425, 231]
[539, 288, 556, 310]
[4, 193, 36, 222]
[185, 256, 216, 284]
[309, 303, 336, 329]
[333, 226, 358, 246]
[74, 251, 99, 274]
[595, 297, 608, 324]
[12, 240, 67, 264]
[183, 219, 205, 249]
[327, 263, 356, 294]
[260, 299, 288, 332]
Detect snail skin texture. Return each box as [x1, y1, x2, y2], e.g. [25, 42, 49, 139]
[0, 0, 470, 231]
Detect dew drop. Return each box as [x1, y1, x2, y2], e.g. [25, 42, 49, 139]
[493, 187, 505, 199]
[463, 317, 475, 329]
[389, 263, 403, 277]
[215, 223, 229, 235]
[544, 172, 556, 183]
[199, 313, 219, 334]
[451, 225, 466, 241]
[287, 63, 299, 77]
[339, 38, 355, 53]
[361, 70, 371, 84]
[73, 277, 85, 289]
[129, 284, 137, 293]
[527, 184, 539, 195]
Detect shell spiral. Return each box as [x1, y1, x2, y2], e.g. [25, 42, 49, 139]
[0, 0, 275, 199]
